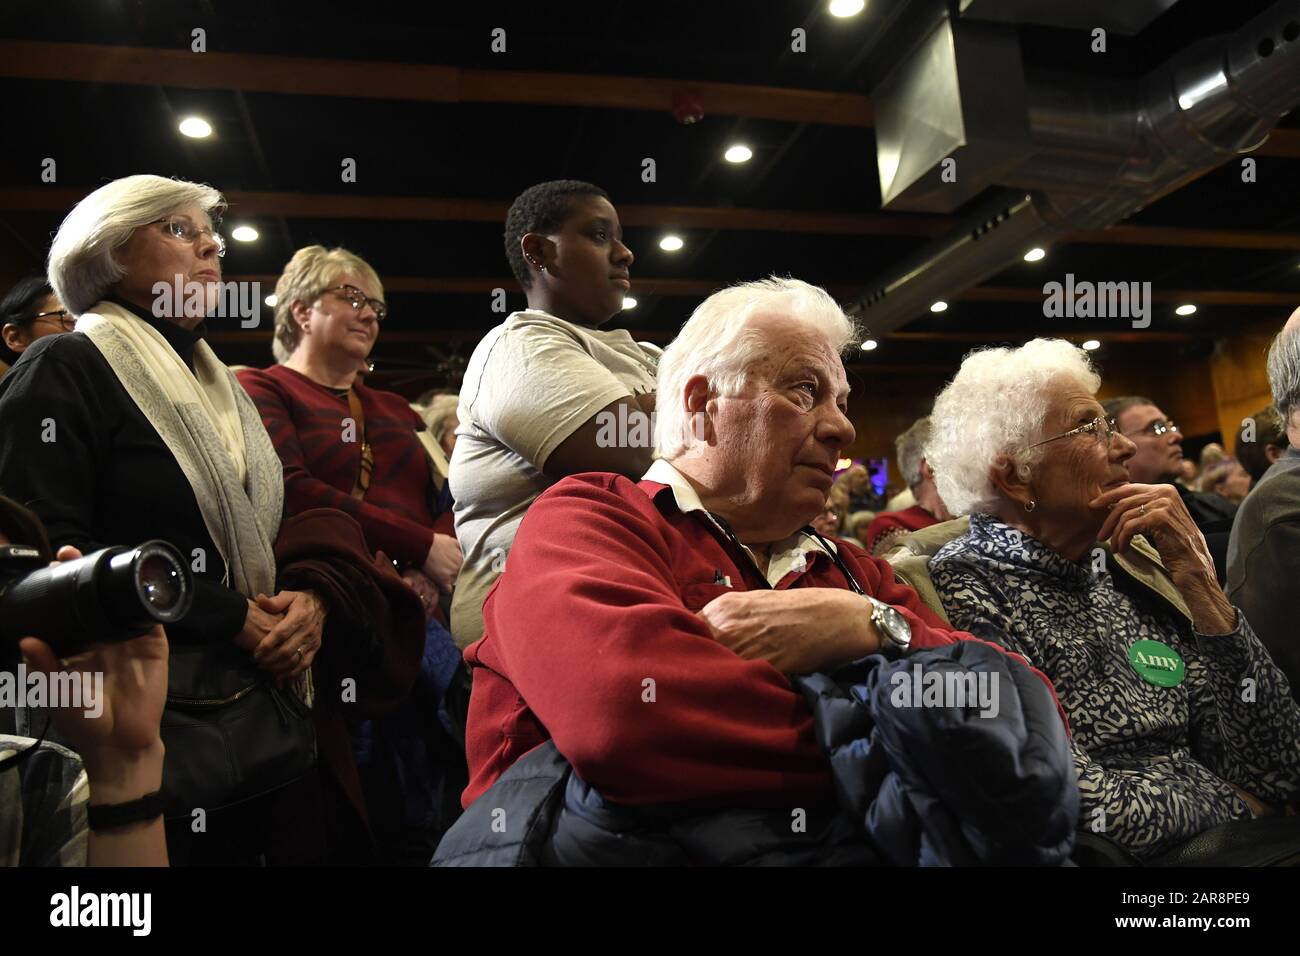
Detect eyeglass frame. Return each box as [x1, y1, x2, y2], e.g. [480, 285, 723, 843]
[1122, 418, 1178, 438]
[1028, 414, 1118, 449]
[31, 310, 76, 332]
[320, 285, 388, 322]
[150, 215, 226, 258]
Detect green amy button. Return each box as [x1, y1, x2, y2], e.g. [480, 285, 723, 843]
[1129, 639, 1186, 687]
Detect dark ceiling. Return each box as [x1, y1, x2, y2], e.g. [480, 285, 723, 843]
[1, 0, 1298, 393]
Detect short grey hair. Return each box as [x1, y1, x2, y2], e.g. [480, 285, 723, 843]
[1267, 318, 1300, 425]
[421, 393, 461, 446]
[654, 276, 858, 458]
[1100, 394, 1156, 426]
[47, 175, 226, 315]
[894, 417, 932, 489]
[928, 338, 1101, 515]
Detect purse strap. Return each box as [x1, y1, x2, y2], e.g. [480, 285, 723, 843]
[348, 388, 374, 501]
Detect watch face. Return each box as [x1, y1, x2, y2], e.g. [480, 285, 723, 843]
[874, 598, 912, 647]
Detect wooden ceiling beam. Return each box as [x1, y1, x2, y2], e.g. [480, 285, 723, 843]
[1254, 129, 1300, 159]
[6, 186, 1297, 251]
[1071, 223, 1300, 251]
[0, 40, 872, 126]
[205, 327, 1206, 346]
[217, 275, 1299, 308]
[8, 40, 1297, 154]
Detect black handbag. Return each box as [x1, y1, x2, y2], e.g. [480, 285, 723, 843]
[158, 640, 317, 820]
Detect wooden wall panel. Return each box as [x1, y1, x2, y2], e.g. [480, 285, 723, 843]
[1210, 327, 1280, 454]
[1096, 356, 1220, 439]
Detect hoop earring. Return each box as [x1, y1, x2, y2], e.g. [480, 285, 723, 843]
[1024, 500, 1036, 513]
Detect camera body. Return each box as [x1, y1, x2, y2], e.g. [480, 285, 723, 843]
[0, 540, 193, 657]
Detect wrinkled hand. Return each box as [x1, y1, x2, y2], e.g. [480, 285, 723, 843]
[252, 590, 326, 680]
[233, 598, 284, 654]
[423, 533, 463, 593]
[697, 588, 876, 675]
[19, 546, 168, 775]
[1091, 483, 1235, 634]
[1092, 483, 1214, 578]
[401, 568, 441, 621]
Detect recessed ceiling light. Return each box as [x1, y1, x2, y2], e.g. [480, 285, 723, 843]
[1175, 304, 1197, 316]
[1082, 339, 1101, 351]
[930, 300, 948, 313]
[178, 116, 212, 138]
[830, 0, 866, 17]
[264, 293, 278, 307]
[659, 235, 684, 252]
[231, 225, 258, 242]
[1023, 247, 1046, 262]
[724, 145, 753, 163]
[622, 296, 637, 310]
[861, 338, 879, 351]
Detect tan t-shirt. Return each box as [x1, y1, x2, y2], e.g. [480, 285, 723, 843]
[448, 310, 659, 648]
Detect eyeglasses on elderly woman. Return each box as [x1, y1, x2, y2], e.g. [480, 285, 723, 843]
[150, 215, 226, 257]
[322, 284, 388, 322]
[1028, 414, 1118, 449]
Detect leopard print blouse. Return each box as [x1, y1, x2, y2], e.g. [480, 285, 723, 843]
[931, 512, 1300, 861]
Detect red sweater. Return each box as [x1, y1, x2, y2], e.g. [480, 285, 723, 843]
[237, 365, 440, 565]
[866, 505, 941, 554]
[462, 473, 1057, 810]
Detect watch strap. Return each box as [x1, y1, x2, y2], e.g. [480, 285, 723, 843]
[87, 789, 166, 831]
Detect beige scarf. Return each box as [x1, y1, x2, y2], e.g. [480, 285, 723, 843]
[77, 300, 283, 599]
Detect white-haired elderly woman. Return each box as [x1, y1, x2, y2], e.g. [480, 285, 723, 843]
[459, 277, 985, 811]
[420, 392, 462, 463]
[925, 337, 1300, 861]
[0, 174, 328, 864]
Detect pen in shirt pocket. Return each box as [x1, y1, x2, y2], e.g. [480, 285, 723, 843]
[713, 570, 732, 587]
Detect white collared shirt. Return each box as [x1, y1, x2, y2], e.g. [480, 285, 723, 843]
[642, 458, 837, 588]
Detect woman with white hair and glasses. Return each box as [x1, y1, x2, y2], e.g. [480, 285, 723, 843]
[0, 174, 337, 864]
[924, 337, 1300, 861]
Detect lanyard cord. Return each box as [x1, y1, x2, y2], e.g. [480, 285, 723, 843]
[704, 511, 865, 595]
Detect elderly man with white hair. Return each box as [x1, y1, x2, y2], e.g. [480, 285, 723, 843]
[1228, 305, 1300, 701]
[924, 337, 1300, 861]
[459, 277, 997, 812]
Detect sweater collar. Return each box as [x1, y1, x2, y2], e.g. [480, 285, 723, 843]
[641, 459, 835, 587]
[104, 294, 207, 372]
[967, 512, 1097, 589]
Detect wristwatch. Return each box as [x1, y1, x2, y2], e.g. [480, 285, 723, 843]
[866, 595, 912, 651]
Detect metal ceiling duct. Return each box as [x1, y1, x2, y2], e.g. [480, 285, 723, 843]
[849, 0, 1300, 333]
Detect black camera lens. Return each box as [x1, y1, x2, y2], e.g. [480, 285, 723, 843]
[0, 539, 194, 656]
[126, 546, 186, 617]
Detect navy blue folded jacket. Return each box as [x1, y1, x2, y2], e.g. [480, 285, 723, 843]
[433, 640, 1077, 866]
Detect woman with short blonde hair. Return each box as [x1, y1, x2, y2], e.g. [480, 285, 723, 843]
[270, 246, 384, 364]
[238, 245, 465, 863]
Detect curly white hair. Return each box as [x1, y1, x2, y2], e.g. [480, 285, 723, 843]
[927, 338, 1100, 515]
